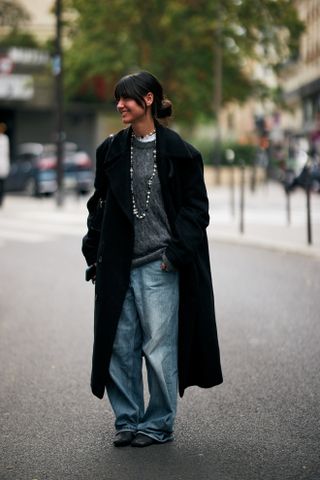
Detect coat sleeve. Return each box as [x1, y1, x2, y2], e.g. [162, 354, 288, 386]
[165, 150, 210, 269]
[81, 137, 111, 266]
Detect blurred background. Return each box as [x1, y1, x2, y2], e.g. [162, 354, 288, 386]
[0, 0, 319, 195]
[1, 2, 320, 479]
[1, 0, 319, 247]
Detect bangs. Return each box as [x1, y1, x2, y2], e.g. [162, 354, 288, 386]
[114, 74, 146, 108]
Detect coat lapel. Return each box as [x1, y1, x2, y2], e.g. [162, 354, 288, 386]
[155, 123, 174, 219]
[103, 122, 186, 226]
[104, 128, 134, 225]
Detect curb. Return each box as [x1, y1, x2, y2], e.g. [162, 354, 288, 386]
[208, 231, 320, 259]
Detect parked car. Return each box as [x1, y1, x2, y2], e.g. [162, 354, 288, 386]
[6, 142, 94, 196]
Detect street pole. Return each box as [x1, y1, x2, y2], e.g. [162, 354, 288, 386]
[225, 149, 235, 217]
[286, 189, 291, 226]
[213, 15, 222, 185]
[54, 0, 64, 207]
[250, 158, 257, 193]
[230, 163, 235, 217]
[305, 163, 312, 245]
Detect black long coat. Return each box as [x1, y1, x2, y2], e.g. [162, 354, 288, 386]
[82, 122, 223, 399]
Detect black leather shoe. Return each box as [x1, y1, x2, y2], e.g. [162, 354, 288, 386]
[131, 433, 158, 448]
[113, 431, 135, 447]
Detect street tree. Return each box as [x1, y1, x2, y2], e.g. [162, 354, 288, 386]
[0, 0, 29, 28]
[0, 0, 39, 48]
[63, 0, 304, 124]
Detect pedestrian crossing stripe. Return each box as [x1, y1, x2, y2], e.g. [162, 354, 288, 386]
[0, 207, 86, 246]
[0, 228, 52, 243]
[0, 218, 84, 236]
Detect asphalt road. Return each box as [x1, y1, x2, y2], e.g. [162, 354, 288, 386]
[0, 227, 319, 479]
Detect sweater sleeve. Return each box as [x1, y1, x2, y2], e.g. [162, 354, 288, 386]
[164, 150, 209, 269]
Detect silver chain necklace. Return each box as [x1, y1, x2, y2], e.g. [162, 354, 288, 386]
[130, 133, 157, 220]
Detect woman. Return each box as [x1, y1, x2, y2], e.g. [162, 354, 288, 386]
[82, 71, 223, 448]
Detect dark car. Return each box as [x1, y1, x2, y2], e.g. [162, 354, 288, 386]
[6, 142, 94, 196]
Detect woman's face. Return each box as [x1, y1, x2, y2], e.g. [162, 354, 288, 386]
[116, 93, 153, 124]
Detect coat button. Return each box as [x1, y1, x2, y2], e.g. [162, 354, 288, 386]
[98, 255, 102, 263]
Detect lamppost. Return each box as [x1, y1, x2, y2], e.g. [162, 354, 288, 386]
[54, 0, 64, 207]
[213, 7, 222, 185]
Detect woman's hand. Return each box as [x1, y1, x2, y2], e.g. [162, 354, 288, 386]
[160, 261, 169, 272]
[160, 254, 176, 272]
[91, 263, 97, 283]
[86, 263, 97, 283]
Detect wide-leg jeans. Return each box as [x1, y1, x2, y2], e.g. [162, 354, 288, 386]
[106, 260, 179, 442]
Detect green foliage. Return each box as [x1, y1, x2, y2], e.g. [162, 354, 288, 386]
[63, 0, 304, 124]
[0, 29, 39, 48]
[0, 0, 39, 48]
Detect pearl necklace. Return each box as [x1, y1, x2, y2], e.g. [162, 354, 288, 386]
[132, 129, 156, 140]
[130, 133, 157, 220]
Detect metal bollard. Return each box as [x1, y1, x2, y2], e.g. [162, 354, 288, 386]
[225, 149, 235, 217]
[305, 163, 312, 245]
[250, 161, 257, 193]
[239, 161, 245, 234]
[286, 189, 291, 226]
[230, 163, 235, 217]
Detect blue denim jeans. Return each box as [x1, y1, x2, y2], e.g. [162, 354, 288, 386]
[106, 260, 179, 443]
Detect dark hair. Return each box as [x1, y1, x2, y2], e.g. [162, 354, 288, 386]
[114, 71, 172, 119]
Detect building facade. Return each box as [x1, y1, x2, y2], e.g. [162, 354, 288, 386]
[0, 45, 100, 161]
[280, 0, 320, 136]
[219, 0, 319, 148]
[0, 1, 118, 164]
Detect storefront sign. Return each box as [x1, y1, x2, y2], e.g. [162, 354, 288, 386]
[0, 74, 34, 100]
[8, 48, 50, 66]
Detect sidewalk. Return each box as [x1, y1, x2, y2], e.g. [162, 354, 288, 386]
[207, 181, 320, 258]
[2, 181, 320, 259]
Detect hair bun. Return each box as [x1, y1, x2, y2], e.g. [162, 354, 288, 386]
[157, 98, 172, 119]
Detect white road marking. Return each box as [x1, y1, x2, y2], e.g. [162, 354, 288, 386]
[0, 229, 53, 243]
[0, 218, 84, 236]
[20, 211, 85, 224]
[0, 207, 86, 246]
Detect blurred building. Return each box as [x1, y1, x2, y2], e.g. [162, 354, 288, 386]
[218, 39, 281, 146]
[280, 0, 320, 136]
[0, 45, 100, 161]
[14, 0, 55, 43]
[0, 0, 117, 163]
[219, 61, 278, 147]
[220, 0, 320, 147]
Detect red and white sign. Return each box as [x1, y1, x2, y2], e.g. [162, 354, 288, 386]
[0, 56, 13, 75]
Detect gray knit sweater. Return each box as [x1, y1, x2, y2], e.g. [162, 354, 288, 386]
[131, 137, 172, 268]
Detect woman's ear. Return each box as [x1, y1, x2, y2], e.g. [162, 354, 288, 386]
[144, 92, 154, 107]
